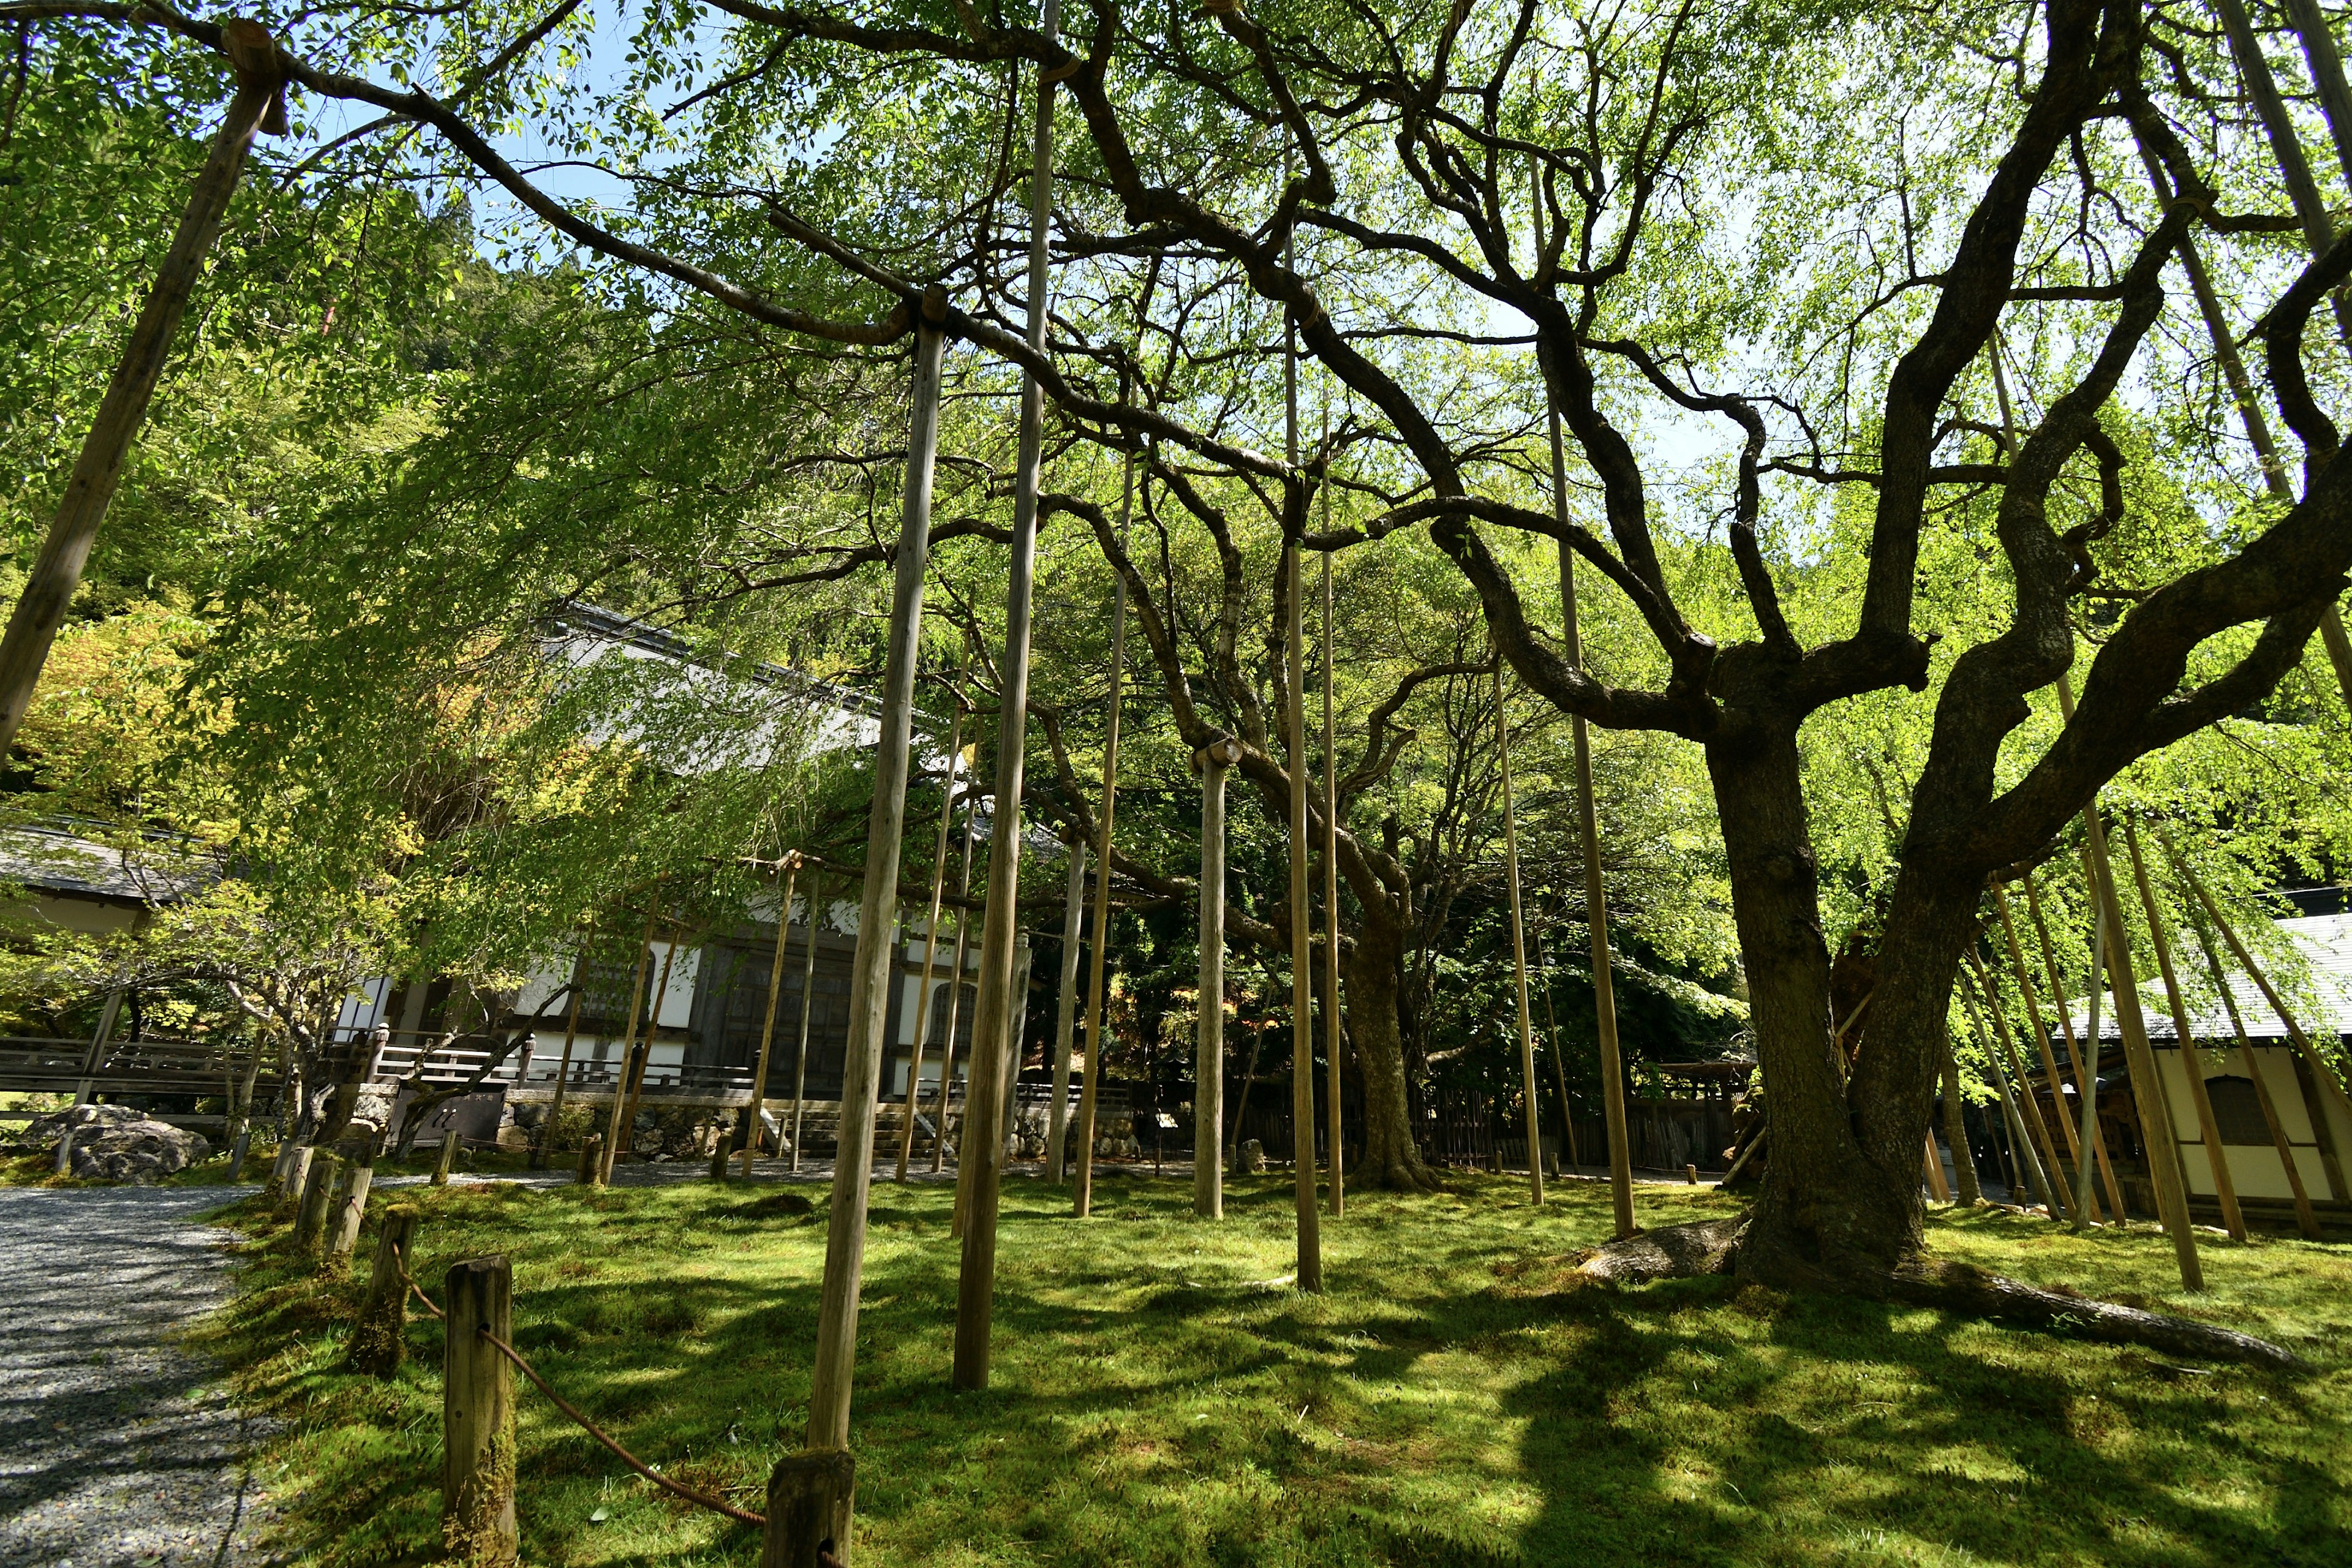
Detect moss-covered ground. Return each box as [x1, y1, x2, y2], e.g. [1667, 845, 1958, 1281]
[195, 1170, 2350, 1566]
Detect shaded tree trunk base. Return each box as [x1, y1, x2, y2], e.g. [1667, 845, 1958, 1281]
[1564, 1216, 2304, 1370]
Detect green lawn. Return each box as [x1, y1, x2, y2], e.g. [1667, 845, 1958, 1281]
[197, 1171, 2351, 1567]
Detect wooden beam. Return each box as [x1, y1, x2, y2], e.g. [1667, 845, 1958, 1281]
[1494, 662, 1544, 1204]
[1194, 739, 1240, 1218]
[1048, 838, 1087, 1183]
[598, 906, 658, 1185]
[748, 856, 801, 1178]
[1319, 423, 1345, 1218]
[2024, 872, 2129, 1221]
[788, 873, 826, 1174]
[1073, 455, 1135, 1219]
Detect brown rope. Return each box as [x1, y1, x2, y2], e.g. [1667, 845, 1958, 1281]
[474, 1327, 767, 1528]
[398, 1266, 445, 1321]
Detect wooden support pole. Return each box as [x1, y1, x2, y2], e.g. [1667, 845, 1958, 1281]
[801, 290, 945, 1457]
[749, 857, 802, 1178]
[599, 905, 659, 1185]
[2160, 826, 2352, 1205]
[1282, 535, 1324, 1288]
[2122, 820, 2247, 1240]
[432, 1120, 461, 1186]
[1542, 348, 1632, 1242]
[575, 1134, 602, 1186]
[329, 1140, 375, 1265]
[0, 32, 282, 756]
[789, 873, 826, 1173]
[1923, 1132, 1951, 1203]
[1494, 662, 1544, 1204]
[762, 1447, 856, 1568]
[1318, 435, 1344, 1217]
[2024, 872, 2129, 1220]
[346, 1203, 418, 1376]
[928, 835, 978, 1175]
[442, 1256, 517, 1566]
[1048, 837, 1087, 1183]
[1937, 1028, 1983, 1206]
[1536, 923, 1579, 1171]
[951, 6, 1062, 1391]
[614, 932, 680, 1165]
[900, 688, 966, 1182]
[2062, 690, 2201, 1289]
[533, 957, 586, 1170]
[1072, 462, 1135, 1219]
[2171, 860, 2324, 1238]
[1961, 971, 2059, 1218]
[1994, 886, 2100, 1219]
[1195, 739, 1240, 1218]
[1966, 956, 2069, 1217]
[295, 1150, 339, 1256]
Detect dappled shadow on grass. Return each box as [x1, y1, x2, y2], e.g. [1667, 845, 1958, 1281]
[198, 1172, 2350, 1568]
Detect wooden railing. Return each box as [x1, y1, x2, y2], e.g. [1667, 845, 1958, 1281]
[0, 1035, 281, 1101]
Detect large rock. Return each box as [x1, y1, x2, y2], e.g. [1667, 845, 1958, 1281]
[29, 1103, 211, 1183]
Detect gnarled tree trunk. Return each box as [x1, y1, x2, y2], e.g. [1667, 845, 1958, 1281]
[1344, 895, 1439, 1191]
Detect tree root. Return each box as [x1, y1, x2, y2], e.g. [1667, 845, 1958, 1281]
[1562, 1218, 2305, 1371]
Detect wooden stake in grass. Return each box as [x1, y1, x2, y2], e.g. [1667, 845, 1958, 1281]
[1194, 738, 1240, 1219]
[789, 873, 826, 1174]
[900, 683, 966, 1182]
[747, 855, 801, 1178]
[2024, 871, 2128, 1221]
[575, 1133, 602, 1186]
[1964, 954, 2070, 1219]
[432, 1121, 461, 1186]
[951, 8, 1065, 1388]
[295, 1149, 339, 1256]
[929, 788, 981, 1175]
[614, 931, 681, 1165]
[763, 1447, 855, 1568]
[442, 1256, 516, 1567]
[1538, 299, 1633, 1239]
[1072, 461, 1135, 1219]
[2061, 692, 2201, 1289]
[346, 1203, 418, 1377]
[328, 1139, 375, 1265]
[1318, 414, 1345, 1218]
[1049, 835, 1087, 1183]
[1494, 661, 1544, 1204]
[2122, 819, 2246, 1240]
[533, 955, 586, 1171]
[802, 288, 946, 1454]
[1922, 1133, 1951, 1203]
[0, 22, 284, 758]
[1937, 1028, 1982, 1207]
[1960, 973, 2057, 1218]
[599, 905, 659, 1185]
[1994, 885, 2099, 1219]
[1281, 535, 1324, 1290]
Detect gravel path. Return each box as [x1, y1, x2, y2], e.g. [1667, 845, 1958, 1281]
[0, 1185, 273, 1568]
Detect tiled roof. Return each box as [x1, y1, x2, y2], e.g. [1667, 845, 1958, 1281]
[2057, 912, 2352, 1046]
[0, 827, 210, 905]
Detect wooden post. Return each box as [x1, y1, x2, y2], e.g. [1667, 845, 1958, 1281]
[533, 957, 586, 1170]
[0, 31, 282, 756]
[295, 1150, 339, 1256]
[951, 1, 1063, 1392]
[1961, 976, 2057, 1217]
[442, 1256, 517, 1566]
[789, 874, 826, 1172]
[432, 1119, 461, 1185]
[929, 807, 981, 1174]
[1540, 322, 1632, 1242]
[2122, 820, 2247, 1240]
[2024, 872, 2129, 1219]
[1194, 739, 1240, 1218]
[1923, 1133, 1951, 1203]
[1994, 886, 2100, 1218]
[1937, 1030, 1982, 1206]
[1072, 455, 1135, 1219]
[1281, 535, 1324, 1289]
[273, 1142, 311, 1211]
[1964, 955, 2070, 1218]
[2162, 827, 2352, 1203]
[1494, 661, 1544, 1204]
[2061, 690, 2201, 1288]
[575, 1133, 602, 1186]
[1049, 837, 1087, 1183]
[599, 905, 659, 1184]
[346, 1203, 419, 1376]
[1537, 927, 1580, 1170]
[614, 932, 680, 1166]
[329, 1140, 376, 1265]
[749, 856, 802, 1177]
[801, 288, 946, 1457]
[1318, 443, 1345, 1217]
[761, 1447, 855, 1568]
[900, 689, 965, 1181]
